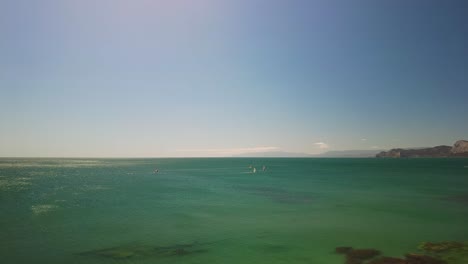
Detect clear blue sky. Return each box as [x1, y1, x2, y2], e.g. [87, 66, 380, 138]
[1, 0, 467, 157]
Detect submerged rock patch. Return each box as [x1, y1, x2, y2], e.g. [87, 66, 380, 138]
[418, 241, 468, 264]
[405, 253, 446, 264]
[334, 245, 454, 264]
[335, 247, 380, 264]
[368, 256, 406, 264]
[336, 247, 353, 254]
[419, 242, 465, 253]
[80, 242, 207, 260]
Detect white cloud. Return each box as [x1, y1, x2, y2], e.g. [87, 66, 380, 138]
[314, 142, 329, 149]
[176, 146, 280, 156]
[361, 138, 367, 141]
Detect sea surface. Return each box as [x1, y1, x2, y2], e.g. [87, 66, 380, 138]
[1, 158, 468, 264]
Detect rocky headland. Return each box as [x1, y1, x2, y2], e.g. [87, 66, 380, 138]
[376, 140, 468, 158]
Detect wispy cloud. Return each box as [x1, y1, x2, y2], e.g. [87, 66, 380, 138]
[314, 142, 329, 149]
[176, 146, 280, 156]
[361, 138, 367, 141]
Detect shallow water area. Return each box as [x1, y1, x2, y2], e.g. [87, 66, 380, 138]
[1, 158, 468, 264]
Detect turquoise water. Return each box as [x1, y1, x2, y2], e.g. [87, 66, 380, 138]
[1, 158, 467, 264]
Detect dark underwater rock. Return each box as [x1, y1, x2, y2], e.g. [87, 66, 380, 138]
[336, 246, 353, 254]
[344, 248, 381, 264]
[80, 242, 206, 260]
[334, 245, 450, 264]
[173, 248, 189, 256]
[347, 248, 381, 259]
[367, 255, 446, 264]
[154, 243, 194, 251]
[405, 253, 446, 264]
[368, 256, 406, 264]
[79, 245, 153, 259]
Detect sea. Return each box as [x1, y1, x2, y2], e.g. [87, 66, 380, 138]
[1, 158, 467, 264]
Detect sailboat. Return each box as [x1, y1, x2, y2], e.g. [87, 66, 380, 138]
[253, 167, 257, 173]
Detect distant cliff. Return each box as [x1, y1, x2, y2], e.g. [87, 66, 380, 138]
[376, 140, 468, 158]
[452, 140, 468, 154]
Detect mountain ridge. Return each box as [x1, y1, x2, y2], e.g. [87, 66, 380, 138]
[232, 149, 384, 158]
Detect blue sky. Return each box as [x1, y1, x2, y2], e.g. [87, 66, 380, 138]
[1, 0, 467, 157]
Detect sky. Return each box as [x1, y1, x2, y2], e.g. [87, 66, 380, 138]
[1, 0, 467, 157]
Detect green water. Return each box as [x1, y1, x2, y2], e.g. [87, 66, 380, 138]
[1, 158, 467, 264]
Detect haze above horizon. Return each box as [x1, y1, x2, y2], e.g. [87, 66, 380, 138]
[1, 0, 467, 157]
